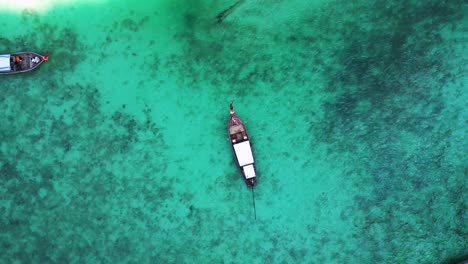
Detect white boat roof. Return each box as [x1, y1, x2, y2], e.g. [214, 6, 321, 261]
[243, 164, 256, 179]
[0, 54, 11, 72]
[233, 140, 254, 166]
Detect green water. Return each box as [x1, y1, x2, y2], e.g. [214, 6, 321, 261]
[0, 0, 467, 263]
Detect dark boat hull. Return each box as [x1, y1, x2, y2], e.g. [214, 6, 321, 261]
[228, 103, 257, 188]
[0, 52, 48, 75]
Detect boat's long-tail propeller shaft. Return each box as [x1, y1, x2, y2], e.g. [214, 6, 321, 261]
[252, 187, 256, 220]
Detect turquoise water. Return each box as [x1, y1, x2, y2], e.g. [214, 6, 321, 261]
[0, 0, 467, 263]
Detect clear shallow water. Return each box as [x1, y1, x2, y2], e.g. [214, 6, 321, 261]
[0, 0, 466, 263]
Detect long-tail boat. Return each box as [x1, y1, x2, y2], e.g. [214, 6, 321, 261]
[228, 102, 257, 219]
[0, 52, 48, 75]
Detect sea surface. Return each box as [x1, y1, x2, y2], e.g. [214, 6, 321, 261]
[0, 0, 466, 263]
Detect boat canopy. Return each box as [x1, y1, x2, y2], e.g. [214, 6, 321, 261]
[243, 164, 256, 179]
[233, 140, 254, 166]
[0, 54, 11, 72]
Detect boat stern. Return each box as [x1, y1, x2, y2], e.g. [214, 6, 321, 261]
[246, 177, 257, 188]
